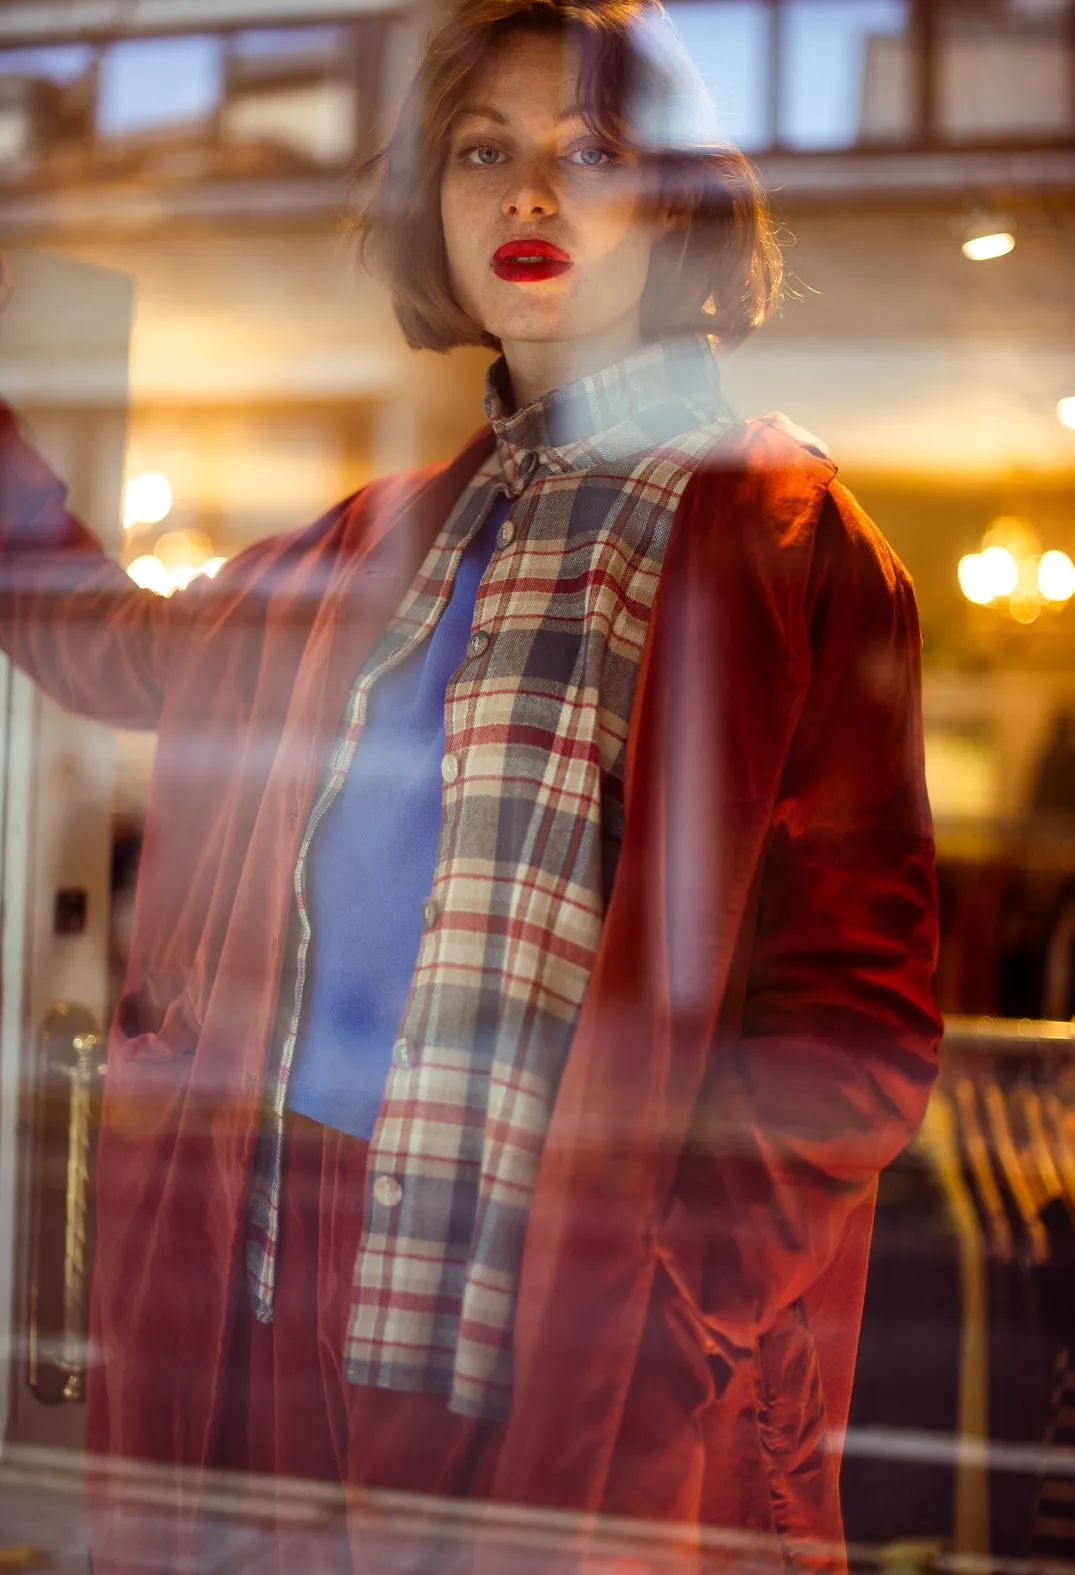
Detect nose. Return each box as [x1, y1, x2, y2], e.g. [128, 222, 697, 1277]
[502, 156, 559, 221]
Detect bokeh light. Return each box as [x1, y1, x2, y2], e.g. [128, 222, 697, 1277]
[124, 472, 173, 532]
[1038, 550, 1075, 603]
[961, 231, 1015, 262]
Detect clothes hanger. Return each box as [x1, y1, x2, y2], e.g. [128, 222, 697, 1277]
[983, 1078, 1050, 1265]
[1042, 1090, 1075, 1219]
[1011, 1080, 1065, 1210]
[953, 1074, 1014, 1264]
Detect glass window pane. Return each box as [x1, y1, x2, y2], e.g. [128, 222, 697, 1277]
[97, 36, 223, 138]
[223, 25, 356, 168]
[0, 46, 94, 84]
[937, 0, 1073, 142]
[665, 2, 774, 151]
[222, 82, 357, 167]
[0, 46, 95, 174]
[780, 0, 913, 149]
[232, 27, 351, 63]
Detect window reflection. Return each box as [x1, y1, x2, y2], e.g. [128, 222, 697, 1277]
[665, 2, 773, 151]
[937, 0, 1073, 142]
[97, 36, 224, 139]
[0, 45, 95, 177]
[779, 0, 913, 149]
[223, 26, 358, 169]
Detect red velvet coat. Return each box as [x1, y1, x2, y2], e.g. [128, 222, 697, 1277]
[0, 407, 941, 1571]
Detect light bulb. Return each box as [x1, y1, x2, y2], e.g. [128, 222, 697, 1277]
[124, 472, 173, 532]
[962, 231, 1015, 262]
[979, 545, 1019, 598]
[1038, 550, 1075, 603]
[958, 553, 995, 605]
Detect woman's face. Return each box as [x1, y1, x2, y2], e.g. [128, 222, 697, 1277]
[440, 29, 667, 366]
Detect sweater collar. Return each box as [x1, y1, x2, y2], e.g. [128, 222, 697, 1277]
[482, 334, 736, 490]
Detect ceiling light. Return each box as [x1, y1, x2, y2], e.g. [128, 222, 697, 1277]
[961, 219, 1015, 262]
[962, 230, 1015, 262]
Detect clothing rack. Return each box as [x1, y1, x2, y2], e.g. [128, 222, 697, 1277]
[846, 1015, 1075, 1567]
[942, 1015, 1075, 1059]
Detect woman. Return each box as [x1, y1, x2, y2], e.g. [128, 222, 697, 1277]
[0, 0, 941, 1570]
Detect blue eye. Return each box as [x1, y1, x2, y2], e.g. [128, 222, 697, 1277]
[567, 145, 615, 168]
[463, 144, 504, 166]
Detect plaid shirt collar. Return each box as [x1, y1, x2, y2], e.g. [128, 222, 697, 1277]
[482, 333, 731, 486]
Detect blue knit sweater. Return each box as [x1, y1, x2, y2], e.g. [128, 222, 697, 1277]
[286, 495, 509, 1138]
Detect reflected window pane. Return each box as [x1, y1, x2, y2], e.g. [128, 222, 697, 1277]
[232, 27, 351, 62]
[0, 46, 94, 84]
[937, 0, 1073, 142]
[97, 36, 223, 138]
[780, 0, 913, 149]
[0, 46, 95, 173]
[223, 25, 357, 168]
[665, 3, 773, 151]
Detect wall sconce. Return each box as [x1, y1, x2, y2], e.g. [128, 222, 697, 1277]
[958, 516, 1074, 624]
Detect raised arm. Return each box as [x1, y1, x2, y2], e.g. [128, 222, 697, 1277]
[0, 401, 182, 729]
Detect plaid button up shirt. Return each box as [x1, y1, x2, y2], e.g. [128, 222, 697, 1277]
[247, 335, 738, 1418]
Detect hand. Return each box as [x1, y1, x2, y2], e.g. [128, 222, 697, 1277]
[0, 252, 13, 316]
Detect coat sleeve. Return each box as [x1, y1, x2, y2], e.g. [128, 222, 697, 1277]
[0, 402, 185, 729]
[683, 482, 942, 1357]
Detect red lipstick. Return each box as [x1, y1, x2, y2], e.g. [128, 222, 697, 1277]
[492, 239, 573, 282]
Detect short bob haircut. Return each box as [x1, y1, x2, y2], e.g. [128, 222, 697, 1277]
[354, 0, 782, 352]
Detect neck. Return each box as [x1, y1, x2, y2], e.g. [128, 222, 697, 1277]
[500, 315, 644, 412]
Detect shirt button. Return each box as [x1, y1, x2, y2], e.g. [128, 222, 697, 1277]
[441, 753, 461, 785]
[422, 896, 439, 928]
[373, 1175, 403, 1209]
[496, 520, 517, 550]
[468, 631, 490, 659]
[392, 1037, 414, 1070]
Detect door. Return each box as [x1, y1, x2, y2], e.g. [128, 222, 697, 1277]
[0, 250, 132, 1560]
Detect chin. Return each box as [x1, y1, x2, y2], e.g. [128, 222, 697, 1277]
[486, 306, 581, 344]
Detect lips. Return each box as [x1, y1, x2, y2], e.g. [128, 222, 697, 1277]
[492, 239, 573, 283]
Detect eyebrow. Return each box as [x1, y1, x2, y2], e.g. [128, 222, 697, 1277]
[453, 102, 588, 127]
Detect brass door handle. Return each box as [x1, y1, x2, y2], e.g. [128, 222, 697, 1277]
[26, 1002, 104, 1405]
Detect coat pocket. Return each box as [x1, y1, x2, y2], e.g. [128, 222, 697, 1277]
[114, 973, 200, 1062]
[104, 975, 201, 1142]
